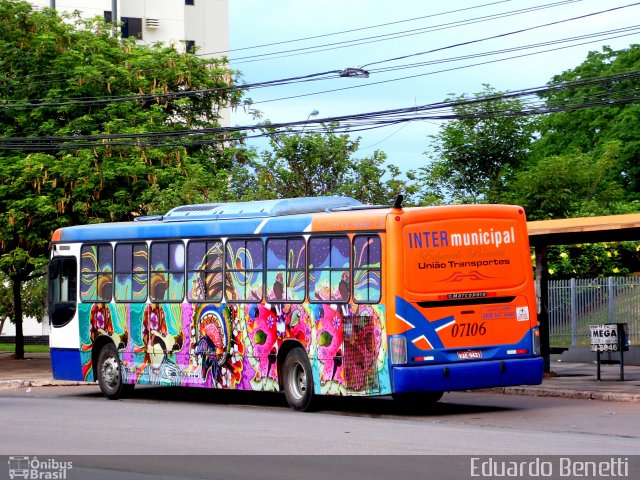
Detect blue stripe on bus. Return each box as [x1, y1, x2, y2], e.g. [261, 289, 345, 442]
[50, 348, 85, 381]
[58, 215, 315, 242]
[391, 357, 544, 393]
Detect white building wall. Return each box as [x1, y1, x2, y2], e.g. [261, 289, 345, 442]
[185, 0, 228, 57]
[136, 0, 186, 50]
[30, 0, 227, 54]
[0, 317, 50, 337]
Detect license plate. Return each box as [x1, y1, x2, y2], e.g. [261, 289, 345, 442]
[457, 350, 482, 360]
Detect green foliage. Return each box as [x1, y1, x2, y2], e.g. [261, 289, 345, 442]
[533, 45, 640, 197]
[503, 142, 627, 220]
[0, 1, 247, 357]
[0, 272, 47, 327]
[228, 124, 411, 205]
[545, 242, 640, 279]
[421, 84, 535, 204]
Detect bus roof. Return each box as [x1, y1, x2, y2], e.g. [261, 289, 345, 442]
[52, 198, 525, 243]
[161, 196, 362, 221]
[53, 196, 389, 242]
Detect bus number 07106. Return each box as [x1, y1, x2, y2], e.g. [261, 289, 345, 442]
[451, 322, 486, 337]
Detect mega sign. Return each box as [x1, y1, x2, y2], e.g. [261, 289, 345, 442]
[589, 324, 624, 352]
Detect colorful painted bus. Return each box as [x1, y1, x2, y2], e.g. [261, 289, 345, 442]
[48, 195, 543, 411]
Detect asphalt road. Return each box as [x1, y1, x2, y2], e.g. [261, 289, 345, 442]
[1, 386, 638, 479]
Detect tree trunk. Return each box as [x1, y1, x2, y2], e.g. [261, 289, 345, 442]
[12, 276, 24, 360]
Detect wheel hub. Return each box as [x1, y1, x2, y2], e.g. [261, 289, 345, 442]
[289, 361, 306, 400]
[102, 356, 119, 387]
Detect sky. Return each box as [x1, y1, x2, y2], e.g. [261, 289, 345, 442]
[226, 0, 640, 174]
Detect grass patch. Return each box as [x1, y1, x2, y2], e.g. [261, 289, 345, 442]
[0, 343, 49, 353]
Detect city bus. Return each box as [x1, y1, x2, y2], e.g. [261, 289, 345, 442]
[48, 195, 543, 411]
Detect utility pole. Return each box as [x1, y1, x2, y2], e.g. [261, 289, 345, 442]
[50, 0, 55, 8]
[112, 0, 118, 26]
[111, 0, 118, 35]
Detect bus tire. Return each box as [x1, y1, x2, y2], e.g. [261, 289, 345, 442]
[96, 343, 132, 400]
[392, 391, 444, 407]
[283, 348, 315, 412]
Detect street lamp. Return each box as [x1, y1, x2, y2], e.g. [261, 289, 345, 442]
[301, 109, 319, 133]
[339, 67, 370, 78]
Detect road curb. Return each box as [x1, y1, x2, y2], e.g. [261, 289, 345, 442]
[0, 379, 93, 390]
[491, 386, 640, 403]
[2, 378, 639, 403]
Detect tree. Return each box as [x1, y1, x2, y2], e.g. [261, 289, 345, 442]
[502, 141, 630, 220]
[0, 273, 46, 337]
[533, 45, 640, 197]
[545, 242, 640, 279]
[0, 1, 246, 358]
[421, 85, 535, 204]
[227, 124, 411, 205]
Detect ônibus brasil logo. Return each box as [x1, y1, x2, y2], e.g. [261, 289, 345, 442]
[8, 456, 72, 480]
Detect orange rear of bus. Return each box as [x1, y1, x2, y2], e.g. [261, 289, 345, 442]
[385, 204, 543, 396]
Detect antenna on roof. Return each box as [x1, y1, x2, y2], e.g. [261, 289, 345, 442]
[393, 194, 404, 210]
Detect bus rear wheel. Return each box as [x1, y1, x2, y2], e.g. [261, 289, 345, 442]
[283, 348, 315, 411]
[96, 343, 133, 400]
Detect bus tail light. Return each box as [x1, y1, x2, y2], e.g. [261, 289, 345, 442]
[390, 337, 407, 365]
[532, 327, 541, 356]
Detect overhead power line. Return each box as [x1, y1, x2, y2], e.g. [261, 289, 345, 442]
[360, 1, 640, 68]
[0, 0, 590, 87]
[0, 70, 341, 109]
[252, 28, 640, 105]
[229, 0, 589, 64]
[208, 0, 517, 56]
[367, 26, 640, 73]
[1, 70, 638, 151]
[0, 0, 546, 88]
[2, 19, 636, 111]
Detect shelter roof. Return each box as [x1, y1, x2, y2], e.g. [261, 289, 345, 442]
[528, 213, 640, 246]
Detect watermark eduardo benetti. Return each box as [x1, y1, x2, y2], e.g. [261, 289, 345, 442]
[470, 457, 630, 478]
[7, 456, 72, 479]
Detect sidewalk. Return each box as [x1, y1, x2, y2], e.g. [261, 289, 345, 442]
[1, 350, 639, 402]
[496, 360, 640, 403]
[0, 351, 85, 389]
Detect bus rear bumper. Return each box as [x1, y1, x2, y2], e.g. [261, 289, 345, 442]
[392, 357, 544, 393]
[50, 348, 85, 381]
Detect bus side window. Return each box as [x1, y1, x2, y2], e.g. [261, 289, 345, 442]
[353, 235, 382, 303]
[286, 238, 306, 301]
[309, 236, 350, 303]
[187, 240, 223, 302]
[266, 238, 286, 302]
[225, 239, 263, 302]
[48, 257, 77, 327]
[150, 241, 185, 302]
[114, 243, 148, 302]
[266, 237, 306, 303]
[80, 244, 113, 302]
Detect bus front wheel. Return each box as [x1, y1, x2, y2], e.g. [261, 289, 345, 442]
[96, 343, 133, 400]
[283, 348, 315, 411]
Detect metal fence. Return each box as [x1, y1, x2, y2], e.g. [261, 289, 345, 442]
[548, 277, 640, 346]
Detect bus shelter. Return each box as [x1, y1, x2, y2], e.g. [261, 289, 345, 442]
[527, 213, 640, 371]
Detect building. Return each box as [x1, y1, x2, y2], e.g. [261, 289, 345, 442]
[30, 0, 230, 124]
